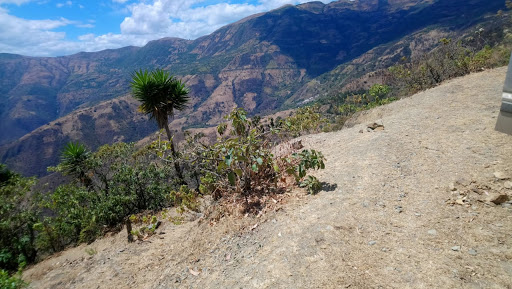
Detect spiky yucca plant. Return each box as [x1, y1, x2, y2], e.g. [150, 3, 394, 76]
[130, 69, 189, 143]
[60, 142, 91, 187]
[130, 69, 190, 182]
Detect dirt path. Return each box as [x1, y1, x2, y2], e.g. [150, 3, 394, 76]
[24, 67, 512, 288]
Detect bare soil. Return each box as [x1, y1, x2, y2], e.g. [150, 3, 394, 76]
[23, 67, 512, 289]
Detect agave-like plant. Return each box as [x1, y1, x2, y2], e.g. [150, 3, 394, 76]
[131, 69, 190, 182]
[130, 69, 189, 145]
[60, 142, 91, 187]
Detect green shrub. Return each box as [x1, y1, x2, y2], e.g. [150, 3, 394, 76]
[283, 149, 325, 195]
[283, 105, 326, 137]
[299, 175, 322, 195]
[35, 185, 99, 252]
[0, 164, 37, 272]
[0, 270, 27, 289]
[169, 185, 200, 213]
[37, 142, 177, 251]
[173, 108, 327, 211]
[197, 108, 280, 203]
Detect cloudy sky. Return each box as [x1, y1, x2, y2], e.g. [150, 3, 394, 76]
[0, 0, 332, 57]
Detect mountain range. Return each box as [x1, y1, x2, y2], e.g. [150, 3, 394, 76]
[0, 0, 505, 176]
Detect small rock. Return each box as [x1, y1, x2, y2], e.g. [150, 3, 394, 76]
[359, 129, 364, 133]
[504, 181, 512, 189]
[414, 212, 421, 217]
[428, 229, 437, 235]
[189, 268, 200, 276]
[118, 249, 125, 253]
[468, 249, 477, 256]
[494, 171, 510, 180]
[367, 122, 384, 130]
[394, 206, 403, 213]
[381, 247, 389, 252]
[376, 201, 385, 208]
[147, 221, 161, 231]
[368, 241, 377, 246]
[291, 140, 304, 150]
[451, 246, 461, 251]
[471, 188, 484, 195]
[487, 193, 509, 205]
[456, 178, 472, 186]
[449, 183, 457, 191]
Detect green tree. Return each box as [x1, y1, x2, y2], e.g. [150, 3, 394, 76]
[130, 69, 190, 182]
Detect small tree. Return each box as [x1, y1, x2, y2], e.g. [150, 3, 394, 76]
[130, 69, 189, 182]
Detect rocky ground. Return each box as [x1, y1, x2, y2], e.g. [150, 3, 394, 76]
[23, 67, 512, 288]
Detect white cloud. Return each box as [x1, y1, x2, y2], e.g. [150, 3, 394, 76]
[56, 0, 71, 8]
[76, 23, 94, 28]
[119, 0, 321, 40]
[0, 0, 333, 56]
[0, 0, 33, 4]
[0, 10, 68, 55]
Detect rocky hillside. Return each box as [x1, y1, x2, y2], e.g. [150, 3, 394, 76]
[22, 67, 512, 289]
[0, 0, 505, 176]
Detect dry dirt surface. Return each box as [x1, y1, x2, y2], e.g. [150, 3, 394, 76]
[23, 67, 512, 289]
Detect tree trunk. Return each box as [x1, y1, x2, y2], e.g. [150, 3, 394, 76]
[164, 124, 186, 185]
[126, 218, 134, 243]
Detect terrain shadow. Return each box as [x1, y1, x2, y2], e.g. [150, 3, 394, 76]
[322, 182, 338, 192]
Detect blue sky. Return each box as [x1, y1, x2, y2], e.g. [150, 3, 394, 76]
[0, 0, 331, 57]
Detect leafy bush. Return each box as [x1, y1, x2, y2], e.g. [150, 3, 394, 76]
[299, 175, 322, 195]
[0, 270, 27, 289]
[196, 108, 281, 204]
[313, 83, 396, 131]
[34, 185, 98, 252]
[169, 108, 327, 213]
[284, 149, 325, 194]
[285, 149, 325, 183]
[0, 164, 37, 272]
[128, 214, 161, 240]
[37, 142, 177, 251]
[282, 105, 326, 137]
